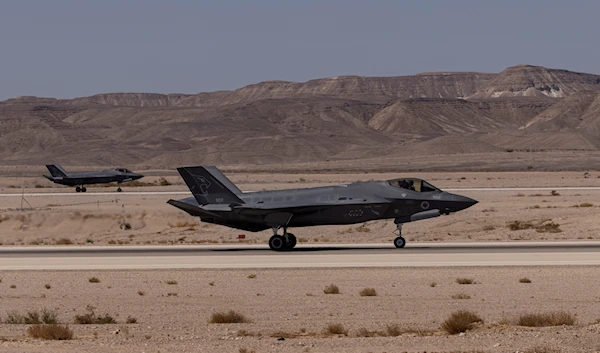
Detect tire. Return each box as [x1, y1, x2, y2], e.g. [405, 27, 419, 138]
[285, 233, 297, 249]
[81, 187, 87, 192]
[269, 235, 285, 251]
[117, 187, 122, 192]
[75, 186, 81, 192]
[394, 236, 406, 248]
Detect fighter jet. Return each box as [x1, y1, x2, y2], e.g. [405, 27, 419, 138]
[43, 164, 144, 192]
[167, 166, 477, 251]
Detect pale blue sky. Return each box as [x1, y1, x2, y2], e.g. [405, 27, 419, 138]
[1, 1, 598, 100]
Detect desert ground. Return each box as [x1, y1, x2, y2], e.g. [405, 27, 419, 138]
[1, 170, 600, 352]
[1, 267, 600, 352]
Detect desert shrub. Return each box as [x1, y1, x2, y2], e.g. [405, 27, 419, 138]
[359, 288, 377, 297]
[209, 310, 250, 324]
[74, 306, 117, 324]
[88, 277, 100, 283]
[441, 310, 483, 334]
[482, 225, 495, 231]
[579, 202, 594, 207]
[5, 309, 57, 324]
[166, 280, 177, 285]
[523, 346, 560, 353]
[325, 323, 348, 336]
[44, 284, 51, 289]
[451, 293, 471, 300]
[158, 177, 171, 186]
[455, 278, 474, 284]
[508, 220, 534, 231]
[535, 222, 561, 233]
[247, 274, 256, 279]
[56, 238, 73, 245]
[517, 311, 575, 327]
[126, 316, 137, 324]
[386, 324, 401, 337]
[430, 282, 437, 287]
[323, 284, 340, 294]
[27, 324, 73, 340]
[519, 277, 532, 283]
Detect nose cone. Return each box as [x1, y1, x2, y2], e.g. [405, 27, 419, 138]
[446, 194, 478, 213]
[132, 173, 144, 180]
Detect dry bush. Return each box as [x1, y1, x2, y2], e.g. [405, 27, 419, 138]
[137, 290, 145, 296]
[167, 292, 178, 297]
[430, 282, 437, 287]
[325, 323, 348, 336]
[88, 277, 100, 283]
[158, 177, 171, 186]
[482, 225, 495, 231]
[359, 288, 377, 297]
[239, 348, 256, 353]
[44, 284, 51, 289]
[356, 224, 371, 233]
[441, 310, 483, 334]
[74, 306, 117, 324]
[209, 310, 250, 324]
[519, 277, 532, 283]
[247, 274, 256, 279]
[517, 311, 575, 327]
[27, 324, 73, 340]
[55, 238, 73, 245]
[535, 222, 561, 233]
[508, 220, 534, 231]
[579, 202, 594, 208]
[550, 190, 560, 196]
[386, 324, 401, 337]
[166, 280, 178, 285]
[5, 309, 57, 324]
[126, 316, 137, 324]
[323, 284, 340, 294]
[10, 284, 16, 288]
[451, 293, 471, 300]
[456, 278, 474, 284]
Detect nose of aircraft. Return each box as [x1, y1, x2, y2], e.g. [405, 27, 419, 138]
[453, 194, 478, 211]
[132, 173, 144, 180]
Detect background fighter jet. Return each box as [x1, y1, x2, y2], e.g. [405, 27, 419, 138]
[43, 164, 144, 192]
[168, 166, 478, 251]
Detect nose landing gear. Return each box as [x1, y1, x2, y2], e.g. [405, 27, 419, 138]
[393, 222, 406, 248]
[75, 186, 87, 192]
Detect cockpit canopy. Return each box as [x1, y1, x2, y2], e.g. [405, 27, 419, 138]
[388, 178, 440, 192]
[115, 168, 133, 173]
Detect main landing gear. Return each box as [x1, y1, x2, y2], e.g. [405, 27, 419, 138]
[75, 186, 87, 193]
[268, 227, 297, 251]
[117, 187, 122, 192]
[394, 223, 406, 248]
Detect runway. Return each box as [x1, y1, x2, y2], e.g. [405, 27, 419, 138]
[1, 186, 600, 197]
[1, 242, 599, 270]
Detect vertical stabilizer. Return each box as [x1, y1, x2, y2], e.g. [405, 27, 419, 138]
[45, 164, 68, 177]
[177, 166, 244, 205]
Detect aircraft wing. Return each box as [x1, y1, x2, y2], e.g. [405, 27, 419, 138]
[233, 197, 391, 213]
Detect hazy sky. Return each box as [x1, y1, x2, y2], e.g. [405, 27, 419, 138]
[1, 1, 598, 100]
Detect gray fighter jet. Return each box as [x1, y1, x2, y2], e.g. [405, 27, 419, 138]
[43, 164, 144, 192]
[168, 166, 477, 251]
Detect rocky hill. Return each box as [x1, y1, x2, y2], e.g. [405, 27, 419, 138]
[1, 65, 599, 169]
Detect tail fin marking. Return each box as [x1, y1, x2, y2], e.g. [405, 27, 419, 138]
[177, 166, 244, 205]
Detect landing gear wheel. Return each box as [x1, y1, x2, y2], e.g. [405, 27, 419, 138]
[81, 187, 87, 192]
[394, 236, 406, 248]
[269, 235, 285, 251]
[75, 186, 81, 193]
[117, 187, 122, 192]
[285, 233, 297, 250]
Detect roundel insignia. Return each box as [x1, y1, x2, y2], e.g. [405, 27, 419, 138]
[421, 201, 430, 210]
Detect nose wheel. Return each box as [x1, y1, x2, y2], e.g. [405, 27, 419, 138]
[393, 222, 406, 248]
[75, 186, 87, 192]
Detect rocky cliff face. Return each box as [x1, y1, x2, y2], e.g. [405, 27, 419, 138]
[1, 65, 598, 167]
[469, 65, 600, 99]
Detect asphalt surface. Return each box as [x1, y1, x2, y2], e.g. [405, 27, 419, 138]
[1, 242, 599, 270]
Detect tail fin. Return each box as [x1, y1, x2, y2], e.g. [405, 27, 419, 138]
[46, 164, 68, 177]
[177, 166, 244, 205]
